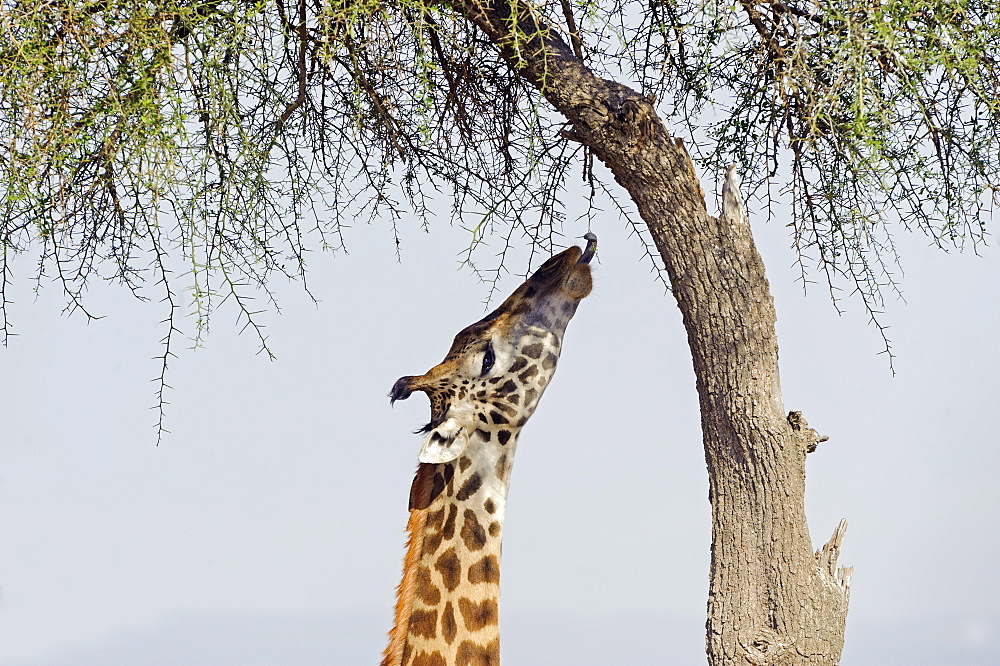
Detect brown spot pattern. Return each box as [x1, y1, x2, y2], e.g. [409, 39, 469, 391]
[493, 402, 517, 416]
[497, 379, 517, 395]
[415, 566, 441, 605]
[424, 531, 443, 558]
[489, 411, 509, 425]
[408, 608, 438, 639]
[508, 357, 528, 373]
[423, 505, 447, 554]
[442, 504, 457, 540]
[435, 548, 462, 591]
[459, 597, 499, 632]
[488, 521, 500, 537]
[497, 430, 511, 446]
[442, 601, 458, 644]
[458, 456, 472, 472]
[484, 498, 496, 514]
[456, 638, 500, 666]
[456, 473, 483, 501]
[542, 352, 558, 370]
[426, 507, 445, 532]
[412, 650, 447, 666]
[468, 554, 500, 584]
[518, 365, 538, 383]
[460, 509, 488, 551]
[432, 464, 455, 504]
[521, 342, 543, 358]
[494, 454, 508, 482]
[475, 428, 491, 442]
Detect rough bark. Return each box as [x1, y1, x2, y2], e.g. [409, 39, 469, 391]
[449, 1, 853, 662]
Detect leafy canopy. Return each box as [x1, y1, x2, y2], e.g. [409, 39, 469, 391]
[1, 0, 996, 337]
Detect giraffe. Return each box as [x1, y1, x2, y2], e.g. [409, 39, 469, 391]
[382, 233, 597, 666]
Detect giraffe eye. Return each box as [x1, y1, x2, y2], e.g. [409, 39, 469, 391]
[481, 343, 495, 376]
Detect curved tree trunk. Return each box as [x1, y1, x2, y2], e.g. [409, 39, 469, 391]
[451, 1, 853, 662]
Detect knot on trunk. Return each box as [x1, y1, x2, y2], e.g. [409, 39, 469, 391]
[742, 627, 795, 665]
[570, 98, 612, 135]
[787, 410, 829, 453]
[610, 97, 658, 144]
[570, 94, 661, 146]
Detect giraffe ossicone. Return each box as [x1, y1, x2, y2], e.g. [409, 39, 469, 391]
[383, 235, 597, 666]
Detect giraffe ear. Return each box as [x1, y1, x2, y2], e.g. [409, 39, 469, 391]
[418, 417, 470, 464]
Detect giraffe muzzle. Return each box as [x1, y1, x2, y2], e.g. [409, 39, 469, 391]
[578, 232, 598, 264]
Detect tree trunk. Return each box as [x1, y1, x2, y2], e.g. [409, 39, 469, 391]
[452, 1, 853, 662]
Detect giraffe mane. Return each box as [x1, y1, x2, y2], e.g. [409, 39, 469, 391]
[382, 504, 427, 666]
[383, 463, 448, 666]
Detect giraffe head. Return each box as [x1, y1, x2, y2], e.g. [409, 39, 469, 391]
[390, 234, 596, 465]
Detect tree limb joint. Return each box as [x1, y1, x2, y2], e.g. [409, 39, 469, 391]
[788, 410, 830, 453]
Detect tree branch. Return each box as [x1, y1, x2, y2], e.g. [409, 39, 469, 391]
[558, 0, 584, 60]
[276, 0, 308, 130]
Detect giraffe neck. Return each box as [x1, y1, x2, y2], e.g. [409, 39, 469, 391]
[383, 430, 520, 666]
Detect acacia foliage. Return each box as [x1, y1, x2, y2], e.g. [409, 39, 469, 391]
[1, 0, 997, 339]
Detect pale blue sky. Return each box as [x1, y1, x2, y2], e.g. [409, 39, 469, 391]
[1, 193, 998, 664]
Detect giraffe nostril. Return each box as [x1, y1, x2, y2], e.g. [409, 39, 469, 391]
[389, 376, 415, 404]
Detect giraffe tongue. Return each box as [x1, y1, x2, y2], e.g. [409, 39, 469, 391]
[578, 232, 598, 264]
